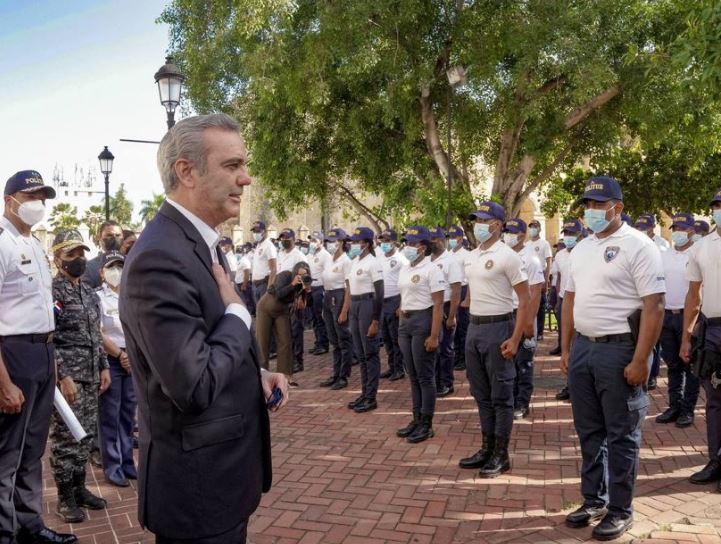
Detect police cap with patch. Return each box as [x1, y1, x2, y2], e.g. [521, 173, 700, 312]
[5, 170, 56, 199]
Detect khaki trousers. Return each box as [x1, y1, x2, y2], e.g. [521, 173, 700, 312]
[255, 294, 293, 376]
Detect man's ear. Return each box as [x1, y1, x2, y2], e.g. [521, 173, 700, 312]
[174, 158, 196, 189]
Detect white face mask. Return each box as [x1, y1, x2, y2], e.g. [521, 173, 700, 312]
[503, 233, 519, 247]
[12, 197, 45, 226]
[104, 267, 122, 288]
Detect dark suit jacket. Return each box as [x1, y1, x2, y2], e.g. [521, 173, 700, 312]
[119, 202, 271, 539]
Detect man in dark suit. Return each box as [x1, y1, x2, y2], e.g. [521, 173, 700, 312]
[119, 113, 289, 544]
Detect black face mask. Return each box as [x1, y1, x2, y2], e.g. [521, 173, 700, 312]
[281, 240, 293, 250]
[102, 237, 121, 252]
[61, 257, 87, 278]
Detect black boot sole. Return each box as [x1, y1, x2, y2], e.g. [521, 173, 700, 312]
[479, 464, 510, 479]
[407, 429, 434, 444]
[565, 510, 608, 528]
[592, 521, 632, 541]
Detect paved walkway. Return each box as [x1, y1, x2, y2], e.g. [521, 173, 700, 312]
[39, 332, 721, 543]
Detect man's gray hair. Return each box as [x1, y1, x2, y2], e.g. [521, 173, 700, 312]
[156, 113, 240, 193]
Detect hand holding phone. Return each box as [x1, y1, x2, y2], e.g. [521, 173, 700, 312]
[266, 387, 283, 411]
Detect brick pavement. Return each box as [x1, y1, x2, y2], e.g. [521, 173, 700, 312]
[37, 331, 721, 543]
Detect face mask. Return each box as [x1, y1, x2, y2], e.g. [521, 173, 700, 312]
[12, 198, 45, 226]
[528, 227, 539, 238]
[61, 257, 87, 278]
[300, 247, 309, 255]
[562, 235, 578, 249]
[474, 223, 492, 244]
[102, 237, 121, 252]
[403, 246, 419, 262]
[584, 205, 614, 234]
[308, 244, 317, 255]
[326, 242, 337, 253]
[253, 232, 263, 242]
[503, 233, 519, 247]
[380, 242, 392, 254]
[104, 267, 122, 288]
[692, 234, 703, 243]
[714, 210, 721, 227]
[671, 231, 689, 248]
[348, 243, 362, 259]
[448, 239, 458, 250]
[281, 240, 293, 250]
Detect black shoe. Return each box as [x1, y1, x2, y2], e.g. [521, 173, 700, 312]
[314, 347, 329, 355]
[690, 459, 721, 484]
[676, 413, 694, 428]
[565, 505, 608, 528]
[459, 434, 495, 469]
[513, 406, 529, 420]
[555, 386, 570, 401]
[397, 412, 420, 438]
[55, 483, 85, 523]
[330, 377, 348, 390]
[380, 369, 393, 379]
[479, 436, 510, 478]
[308, 347, 318, 355]
[407, 414, 434, 444]
[353, 398, 378, 413]
[16, 527, 78, 544]
[319, 375, 338, 387]
[347, 395, 365, 409]
[655, 407, 679, 424]
[106, 474, 129, 487]
[454, 362, 466, 371]
[549, 346, 562, 356]
[389, 371, 406, 381]
[292, 362, 304, 373]
[591, 514, 632, 541]
[647, 377, 657, 390]
[436, 385, 454, 397]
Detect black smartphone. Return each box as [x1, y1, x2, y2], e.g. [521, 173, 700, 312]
[266, 387, 283, 410]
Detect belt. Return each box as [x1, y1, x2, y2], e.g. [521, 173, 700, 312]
[384, 294, 401, 301]
[252, 278, 269, 286]
[0, 333, 54, 344]
[470, 313, 513, 325]
[578, 332, 633, 343]
[400, 307, 432, 319]
[707, 317, 721, 327]
[326, 287, 345, 293]
[665, 309, 683, 315]
[351, 293, 374, 301]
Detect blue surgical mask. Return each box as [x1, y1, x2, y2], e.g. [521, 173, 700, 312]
[326, 242, 337, 253]
[503, 233, 519, 247]
[474, 223, 492, 243]
[584, 206, 613, 234]
[671, 231, 689, 248]
[692, 234, 703, 243]
[301, 247, 309, 255]
[448, 239, 458, 250]
[528, 227, 539, 238]
[714, 210, 721, 227]
[403, 246, 419, 262]
[562, 235, 578, 249]
[253, 232, 263, 242]
[308, 244, 317, 255]
[348, 243, 362, 259]
[380, 242, 392, 254]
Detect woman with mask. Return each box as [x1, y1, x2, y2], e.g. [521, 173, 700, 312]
[96, 251, 138, 487]
[395, 226, 445, 443]
[339, 227, 385, 413]
[50, 230, 111, 523]
[82, 220, 124, 289]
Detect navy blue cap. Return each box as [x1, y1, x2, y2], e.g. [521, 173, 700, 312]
[349, 227, 375, 242]
[671, 212, 695, 229]
[378, 229, 398, 241]
[325, 228, 348, 242]
[308, 230, 324, 241]
[428, 226, 446, 239]
[102, 251, 125, 268]
[469, 201, 506, 221]
[634, 214, 656, 229]
[219, 236, 233, 246]
[562, 218, 584, 234]
[711, 187, 721, 206]
[576, 176, 623, 205]
[621, 212, 632, 225]
[401, 226, 432, 243]
[278, 228, 295, 239]
[504, 218, 527, 234]
[695, 220, 710, 234]
[447, 225, 464, 237]
[4, 170, 56, 199]
[251, 220, 266, 232]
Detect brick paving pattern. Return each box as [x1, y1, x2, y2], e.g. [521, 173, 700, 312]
[38, 332, 721, 543]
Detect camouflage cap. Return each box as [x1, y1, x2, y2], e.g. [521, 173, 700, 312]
[52, 229, 90, 254]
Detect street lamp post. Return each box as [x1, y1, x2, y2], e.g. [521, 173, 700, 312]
[446, 65, 467, 230]
[98, 146, 115, 221]
[154, 56, 186, 130]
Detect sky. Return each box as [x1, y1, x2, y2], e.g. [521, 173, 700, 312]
[0, 0, 179, 221]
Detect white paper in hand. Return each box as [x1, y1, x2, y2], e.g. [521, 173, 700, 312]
[53, 387, 87, 442]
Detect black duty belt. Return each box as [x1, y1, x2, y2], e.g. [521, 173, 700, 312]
[470, 313, 513, 325]
[0, 333, 54, 344]
[578, 333, 633, 344]
[707, 317, 721, 327]
[252, 278, 269, 286]
[400, 307, 432, 319]
[384, 294, 401, 301]
[665, 309, 683, 315]
[351, 293, 374, 302]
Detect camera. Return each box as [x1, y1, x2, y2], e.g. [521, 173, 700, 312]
[301, 275, 312, 285]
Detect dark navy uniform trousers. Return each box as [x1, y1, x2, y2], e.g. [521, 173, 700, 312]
[349, 296, 381, 399]
[310, 286, 329, 350]
[435, 301, 456, 389]
[398, 308, 436, 416]
[659, 311, 699, 416]
[454, 285, 469, 368]
[381, 295, 403, 375]
[323, 288, 352, 379]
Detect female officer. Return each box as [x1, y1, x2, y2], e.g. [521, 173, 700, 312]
[395, 226, 445, 443]
[339, 227, 384, 413]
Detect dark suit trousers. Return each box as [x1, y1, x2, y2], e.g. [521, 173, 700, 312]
[155, 517, 248, 544]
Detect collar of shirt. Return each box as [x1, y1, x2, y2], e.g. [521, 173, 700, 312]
[0, 216, 24, 240]
[478, 239, 504, 255]
[101, 284, 119, 299]
[166, 198, 220, 258]
[590, 222, 630, 244]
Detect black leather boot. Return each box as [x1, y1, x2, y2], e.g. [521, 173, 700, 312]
[479, 436, 510, 478]
[690, 458, 721, 484]
[407, 414, 434, 444]
[55, 482, 85, 523]
[396, 410, 420, 438]
[458, 433, 494, 469]
[73, 469, 107, 510]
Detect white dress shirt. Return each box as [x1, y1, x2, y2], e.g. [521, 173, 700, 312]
[378, 250, 408, 298]
[687, 230, 721, 318]
[98, 284, 125, 348]
[465, 240, 527, 316]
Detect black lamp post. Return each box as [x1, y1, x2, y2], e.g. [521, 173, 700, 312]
[98, 146, 115, 221]
[154, 56, 185, 130]
[445, 65, 467, 230]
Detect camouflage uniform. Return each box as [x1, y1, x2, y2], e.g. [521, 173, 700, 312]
[50, 274, 108, 487]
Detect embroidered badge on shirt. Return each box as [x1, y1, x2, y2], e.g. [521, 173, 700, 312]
[485, 260, 494, 270]
[604, 246, 621, 263]
[411, 274, 420, 283]
[390, 260, 397, 267]
[356, 269, 363, 276]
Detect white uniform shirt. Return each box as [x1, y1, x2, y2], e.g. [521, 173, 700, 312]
[660, 246, 692, 310]
[309, 247, 333, 288]
[277, 247, 305, 273]
[234, 256, 252, 284]
[0, 217, 54, 335]
[224, 249, 238, 273]
[379, 250, 409, 298]
[97, 284, 125, 348]
[398, 257, 446, 311]
[687, 230, 721, 318]
[431, 250, 463, 303]
[451, 247, 471, 286]
[525, 237, 552, 264]
[654, 235, 670, 251]
[513, 245, 545, 309]
[322, 253, 352, 291]
[465, 240, 527, 316]
[347, 253, 383, 295]
[567, 223, 666, 336]
[553, 249, 573, 298]
[251, 237, 278, 280]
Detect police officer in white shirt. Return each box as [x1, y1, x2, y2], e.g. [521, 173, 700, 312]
[234, 247, 254, 314]
[693, 220, 710, 243]
[340, 227, 384, 413]
[447, 225, 470, 371]
[395, 226, 445, 443]
[429, 227, 463, 397]
[681, 187, 721, 488]
[561, 176, 665, 540]
[377, 229, 408, 381]
[307, 232, 331, 355]
[635, 214, 671, 250]
[503, 218, 545, 420]
[655, 213, 699, 428]
[318, 229, 354, 390]
[219, 237, 237, 273]
[458, 202, 531, 479]
[526, 220, 552, 340]
[0, 171, 78, 544]
[250, 220, 277, 305]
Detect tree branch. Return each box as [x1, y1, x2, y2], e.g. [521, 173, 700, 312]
[564, 85, 620, 129]
[334, 181, 389, 232]
[530, 74, 567, 101]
